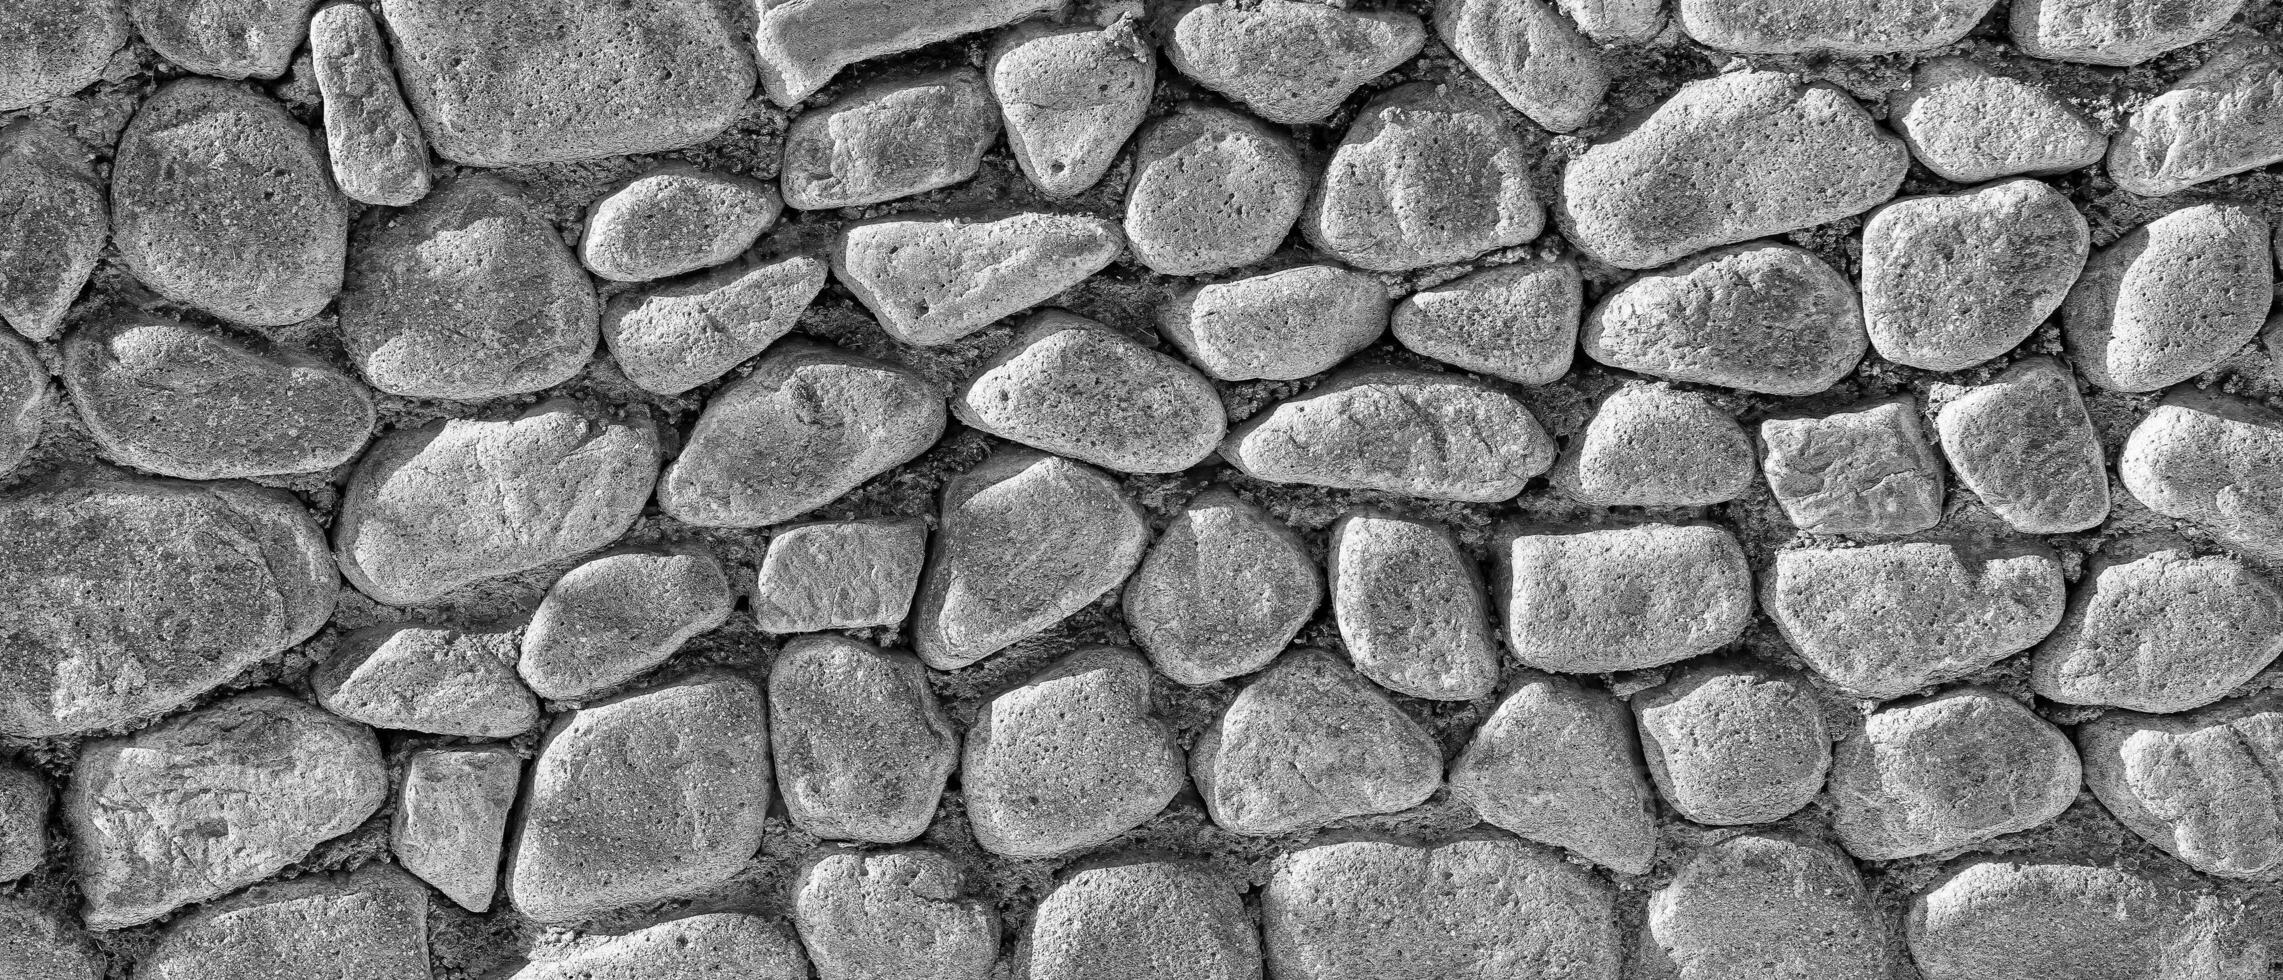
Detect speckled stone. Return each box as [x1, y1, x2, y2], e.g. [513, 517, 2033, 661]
[1303, 83, 1543, 272]
[1391, 259, 1580, 386]
[580, 163, 779, 282]
[1450, 671, 1659, 875]
[1222, 368, 1555, 502]
[310, 4, 431, 206]
[2080, 695, 2283, 880]
[312, 623, 539, 738]
[770, 636, 956, 844]
[0, 333, 48, 478]
[2121, 389, 2283, 557]
[133, 865, 429, 980]
[1759, 396, 1948, 537]
[953, 310, 1225, 474]
[1193, 649, 1442, 836]
[963, 647, 1184, 858]
[0, 120, 106, 341]
[600, 252, 829, 396]
[1498, 523, 1753, 674]
[520, 548, 734, 700]
[1561, 0, 1664, 42]
[1677, 0, 1994, 54]
[1631, 662, 1831, 826]
[392, 745, 518, 912]
[1934, 357, 2112, 534]
[1551, 383, 1755, 507]
[1436, 0, 1608, 131]
[1162, 0, 1426, 125]
[1584, 242, 1866, 395]
[1861, 179, 2089, 372]
[0, 898, 102, 980]
[1827, 688, 2080, 860]
[793, 848, 998, 980]
[1907, 860, 2270, 979]
[753, 519, 927, 634]
[1123, 488, 1321, 686]
[1888, 58, 2106, 183]
[2111, 38, 2283, 196]
[1328, 510, 1501, 701]
[989, 19, 1156, 198]
[510, 913, 810, 980]
[130, 0, 317, 80]
[0, 0, 128, 110]
[780, 68, 1000, 211]
[1637, 833, 1886, 980]
[1157, 265, 1389, 382]
[752, 0, 1059, 106]
[2062, 203, 2272, 393]
[2011, 0, 2244, 67]
[1021, 860, 1261, 980]
[0, 762, 50, 882]
[1123, 102, 1309, 276]
[834, 211, 1124, 346]
[2031, 549, 2283, 714]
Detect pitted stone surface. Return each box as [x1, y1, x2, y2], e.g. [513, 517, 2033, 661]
[312, 623, 540, 738]
[134, 866, 429, 980]
[600, 252, 828, 396]
[2010, 0, 2245, 67]
[1391, 259, 1579, 386]
[1631, 663, 1830, 826]
[1638, 833, 1887, 980]
[1584, 242, 1865, 395]
[1304, 82, 1543, 272]
[510, 913, 810, 980]
[0, 120, 106, 341]
[580, 163, 779, 282]
[1861, 179, 2088, 372]
[1124, 103, 1308, 276]
[752, 0, 1060, 106]
[1158, 265, 1389, 382]
[1450, 671, 1659, 875]
[1193, 649, 1441, 836]
[834, 211, 1124, 346]
[1828, 688, 2080, 860]
[0, 332, 47, 477]
[0, 899, 101, 980]
[781, 69, 1000, 211]
[393, 745, 518, 912]
[964, 647, 1184, 858]
[2111, 38, 2283, 197]
[1888, 58, 2105, 183]
[1759, 396, 1948, 537]
[1162, 0, 1427, 125]
[1561, 0, 1664, 41]
[2031, 549, 2283, 713]
[990, 19, 1156, 199]
[1498, 523, 1752, 674]
[769, 635, 957, 844]
[2080, 695, 2283, 880]
[1436, 0, 1608, 132]
[1907, 860, 2270, 979]
[2121, 389, 2283, 557]
[520, 548, 734, 700]
[1123, 488, 1321, 686]
[793, 848, 998, 980]
[1677, 0, 1994, 54]
[1935, 357, 2112, 534]
[1022, 860, 1260, 980]
[310, 4, 431, 207]
[753, 519, 927, 634]
[0, 762, 50, 882]
[1328, 510, 1501, 701]
[1551, 383, 1754, 507]
[2062, 204, 2272, 394]
[0, 0, 127, 110]
[130, 0, 316, 80]
[1222, 368, 1555, 502]
[954, 310, 1226, 474]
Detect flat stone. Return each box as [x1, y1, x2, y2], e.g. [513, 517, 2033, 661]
[1124, 102, 1308, 276]
[130, 0, 315, 80]
[1560, 0, 1665, 42]
[393, 745, 518, 912]
[2115, 35, 2283, 198]
[1192, 649, 1442, 836]
[834, 211, 1124, 346]
[113, 79, 346, 326]
[912, 450, 1148, 670]
[0, 762, 49, 881]
[1907, 861, 2270, 979]
[1022, 861, 1260, 980]
[309, 4, 431, 207]
[1888, 57, 2106, 183]
[380, 0, 755, 166]
[1436, 0, 1609, 131]
[1637, 833, 1886, 980]
[0, 0, 127, 109]
[1449, 671, 1659, 875]
[1862, 179, 2089, 372]
[66, 691, 386, 929]
[1827, 687, 2080, 860]
[1163, 0, 1424, 125]
[1304, 82, 1543, 272]
[1763, 540, 2066, 699]
[965, 647, 1185, 858]
[581, 163, 780, 282]
[989, 19, 1156, 198]
[2081, 695, 2283, 879]
[312, 623, 539, 737]
[600, 252, 828, 396]
[1551, 383, 1755, 507]
[954, 310, 1225, 474]
[2121, 389, 2283, 556]
[2011, 0, 2244, 66]
[781, 69, 998, 211]
[1584, 242, 1865, 395]
[752, 0, 1059, 106]
[510, 913, 810, 980]
[1123, 487, 1321, 686]
[2062, 203, 2272, 393]
[753, 519, 927, 634]
[1632, 662, 1831, 826]
[1498, 523, 1752, 674]
[1391, 259, 1579, 386]
[520, 548, 734, 700]
[1760, 396, 1948, 536]
[1328, 510, 1501, 701]
[1223, 368, 1556, 502]
[793, 848, 998, 980]
[1934, 357, 2112, 534]
[0, 120, 106, 341]
[768, 635, 956, 844]
[0, 898, 101, 980]
[1561, 70, 1908, 269]
[1677, 0, 1993, 54]
[0, 332, 45, 477]
[507, 672, 771, 924]
[658, 341, 943, 527]
[0, 472, 335, 737]
[1158, 265, 1388, 382]
[135, 866, 428, 980]
[2032, 549, 2283, 713]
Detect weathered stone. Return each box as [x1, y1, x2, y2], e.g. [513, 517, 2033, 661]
[2081, 695, 2283, 879]
[754, 520, 926, 634]
[2032, 549, 2283, 713]
[2121, 389, 2283, 556]
[1123, 488, 1321, 686]
[393, 745, 518, 912]
[0, 332, 45, 477]
[1584, 242, 1865, 395]
[1764, 541, 2065, 699]
[964, 648, 1184, 858]
[130, 0, 315, 80]
[1934, 357, 2112, 534]
[0, 0, 127, 110]
[1162, 0, 1426, 124]
[1638, 833, 1886, 980]
[1022, 860, 1261, 980]
[954, 310, 1225, 474]
[0, 762, 49, 882]
[1223, 368, 1556, 502]
[1304, 83, 1543, 272]
[1907, 860, 2270, 979]
[1551, 383, 1754, 507]
[1862, 180, 2089, 371]
[1450, 672, 1659, 875]
[781, 69, 998, 211]
[793, 848, 998, 980]
[1391, 259, 1579, 386]
[834, 211, 1124, 346]
[135, 866, 428, 980]
[0, 898, 101, 980]
[1760, 396, 1948, 536]
[2011, 0, 2244, 67]
[2062, 203, 2272, 393]
[310, 4, 431, 207]
[768, 635, 956, 844]
[1124, 103, 1308, 276]
[1632, 663, 1830, 826]
[1328, 510, 1501, 701]
[989, 19, 1155, 198]
[1436, 0, 1609, 131]
[1498, 524, 1752, 674]
[1193, 649, 1441, 836]
[1678, 0, 1993, 54]
[312, 624, 539, 738]
[1560, 0, 1664, 42]
[1828, 688, 2080, 860]
[510, 913, 810, 980]
[0, 120, 106, 341]
[520, 548, 734, 700]
[752, 0, 1059, 106]
[580, 163, 779, 282]
[600, 253, 829, 396]
[1158, 265, 1388, 382]
[1888, 58, 2106, 183]
[2111, 38, 2283, 196]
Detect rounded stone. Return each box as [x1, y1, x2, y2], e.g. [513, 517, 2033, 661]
[1162, 0, 1426, 125]
[1550, 383, 1754, 507]
[953, 310, 1226, 474]
[1584, 242, 1864, 395]
[2111, 38, 2283, 197]
[1677, 0, 1994, 54]
[1192, 649, 1442, 836]
[579, 163, 780, 282]
[833, 211, 1124, 346]
[2031, 549, 2283, 714]
[780, 68, 999, 211]
[0, 898, 101, 980]
[1758, 396, 1948, 537]
[0, 762, 50, 882]
[520, 548, 735, 700]
[310, 3, 432, 207]
[1328, 510, 1502, 701]
[1123, 102, 1308, 276]
[753, 519, 928, 634]
[1435, 0, 1609, 132]
[1631, 662, 1831, 826]
[1827, 687, 2080, 860]
[792, 848, 998, 980]
[988, 19, 1156, 199]
[1391, 258, 1579, 387]
[0, 0, 128, 109]
[1157, 264, 1389, 382]
[1222, 368, 1556, 502]
[130, 0, 315, 80]
[1022, 861, 1261, 980]
[964, 647, 1185, 858]
[0, 331, 47, 477]
[1303, 82, 1543, 273]
[1638, 833, 1887, 980]
[0, 120, 107, 342]
[133, 866, 429, 980]
[1498, 523, 1753, 675]
[600, 252, 829, 396]
[1561, 0, 1665, 41]
[1123, 487, 1322, 686]
[311, 623, 540, 738]
[2011, 0, 2244, 66]
[1889, 57, 2107, 184]
[752, 0, 1058, 106]
[1907, 860, 2269, 979]
[1449, 671, 1659, 875]
[510, 913, 810, 980]
[1862, 179, 2089, 372]
[769, 635, 957, 845]
[2062, 203, 2272, 393]
[2120, 389, 2283, 557]
[2079, 694, 2283, 880]
[1933, 356, 2112, 534]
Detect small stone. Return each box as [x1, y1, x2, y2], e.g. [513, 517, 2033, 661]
[61, 314, 375, 480]
[2111, 38, 2283, 196]
[658, 341, 943, 528]
[834, 211, 1124, 346]
[0, 762, 49, 881]
[66, 691, 386, 929]
[0, 898, 101, 980]
[510, 913, 810, 980]
[1888, 57, 2106, 183]
[913, 450, 1148, 670]
[393, 745, 518, 912]
[1759, 396, 1948, 536]
[0, 333, 45, 477]
[752, 0, 1058, 106]
[1560, 0, 1665, 42]
[1123, 102, 1309, 276]
[1677, 0, 1994, 54]
[0, 120, 106, 341]
[1192, 649, 1442, 836]
[1498, 523, 1752, 674]
[1163, 0, 1425, 125]
[1934, 357, 2112, 534]
[1561, 70, 1908, 269]
[113, 79, 346, 326]
[1223, 368, 1556, 502]
[2011, 0, 2244, 67]
[1637, 833, 1887, 980]
[1584, 242, 1865, 395]
[2080, 695, 2283, 879]
[1551, 383, 1755, 507]
[1157, 265, 1388, 382]
[600, 252, 829, 396]
[780, 69, 999, 211]
[793, 848, 998, 980]
[0, 0, 128, 109]
[1633, 663, 1830, 826]
[1304, 83, 1543, 272]
[1449, 671, 1659, 874]
[520, 549, 735, 700]
[580, 163, 780, 282]
[1827, 687, 2080, 860]
[507, 672, 771, 924]
[989, 19, 1155, 198]
[1436, 0, 1609, 131]
[1328, 510, 1501, 701]
[1862, 180, 2089, 372]
[2031, 549, 2283, 713]
[1907, 861, 2270, 979]
[2062, 203, 2272, 393]
[1763, 541, 2065, 699]
[769, 635, 957, 844]
[312, 623, 540, 737]
[130, 0, 315, 80]
[1122, 488, 1322, 686]
[1022, 860, 1261, 980]
[2121, 389, 2283, 556]
[953, 310, 1225, 474]
[753, 519, 927, 634]
[964, 647, 1185, 858]
[135, 866, 428, 980]
[309, 4, 431, 207]
[1390, 259, 1579, 386]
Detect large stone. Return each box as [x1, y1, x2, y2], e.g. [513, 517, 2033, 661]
[752, 519, 927, 634]
[393, 745, 519, 912]
[1862, 179, 2089, 372]
[1759, 396, 1948, 537]
[520, 548, 735, 700]
[768, 635, 957, 844]
[2080, 695, 2283, 880]
[752, 0, 1060, 106]
[1497, 524, 1752, 674]
[1449, 672, 1659, 875]
[580, 163, 780, 282]
[2063, 204, 2272, 393]
[312, 623, 540, 737]
[834, 211, 1124, 346]
[1193, 650, 1442, 836]
[2121, 389, 2283, 556]
[134, 866, 428, 980]
[1907, 860, 2269, 979]
[600, 253, 828, 396]
[1550, 383, 1755, 507]
[953, 310, 1225, 474]
[1677, 0, 1993, 54]
[1827, 688, 2080, 860]
[2111, 38, 2283, 196]
[1436, 0, 1607, 132]
[1157, 265, 1388, 382]
[1888, 58, 2106, 183]
[1763, 541, 2066, 699]
[0, 332, 46, 477]
[964, 647, 1185, 858]
[1583, 242, 1865, 395]
[0, 120, 106, 341]
[2031, 549, 2283, 713]
[1161, 0, 1426, 125]
[510, 914, 810, 980]
[1021, 861, 1261, 980]
[1123, 102, 1308, 276]
[0, 898, 101, 980]
[1631, 662, 1830, 826]
[0, 762, 49, 881]
[0, 0, 127, 109]
[989, 19, 1156, 198]
[781, 69, 999, 211]
[1637, 833, 1886, 980]
[1328, 510, 1501, 701]
[130, 0, 315, 80]
[1303, 83, 1543, 272]
[309, 4, 431, 207]
[1222, 368, 1556, 502]
[1123, 488, 1321, 686]
[1934, 357, 2112, 534]
[1391, 259, 1579, 387]
[2011, 0, 2244, 67]
[792, 848, 998, 980]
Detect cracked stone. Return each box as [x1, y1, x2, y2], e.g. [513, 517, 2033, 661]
[753, 519, 927, 634]
[1157, 264, 1388, 382]
[768, 635, 957, 844]
[833, 211, 1124, 346]
[1584, 242, 1866, 395]
[793, 847, 998, 980]
[2062, 203, 2272, 393]
[954, 310, 1225, 474]
[989, 18, 1156, 198]
[780, 68, 999, 211]
[1759, 396, 1948, 537]
[1861, 179, 2089, 372]
[1763, 540, 2065, 699]
[1888, 58, 2106, 183]
[1632, 662, 1831, 826]
[393, 745, 518, 912]
[0, 120, 106, 341]
[600, 252, 828, 396]
[1391, 258, 1580, 387]
[1450, 671, 1659, 875]
[1328, 509, 1502, 701]
[1123, 487, 1321, 686]
[1934, 356, 2112, 534]
[1021, 860, 1261, 980]
[1551, 382, 1755, 507]
[1828, 687, 2080, 860]
[1161, 0, 1426, 124]
[1222, 367, 1556, 502]
[2031, 548, 2283, 713]
[1193, 649, 1442, 836]
[520, 548, 735, 700]
[310, 4, 431, 206]
[2080, 694, 2283, 880]
[1498, 523, 1753, 674]
[312, 623, 540, 738]
[580, 163, 780, 282]
[1123, 102, 1309, 276]
[1303, 82, 1544, 272]
[964, 647, 1185, 858]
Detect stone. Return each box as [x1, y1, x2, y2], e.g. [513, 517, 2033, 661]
[0, 0, 127, 109]
[1435, 0, 1609, 131]
[1861, 180, 2089, 372]
[1759, 396, 1948, 536]
[752, 0, 1060, 106]
[989, 19, 1156, 198]
[1328, 510, 1501, 701]
[309, 4, 431, 207]
[2011, 0, 2244, 67]
[1560, 0, 1664, 42]
[112, 79, 346, 326]
[1763, 541, 2065, 699]
[507, 672, 771, 923]
[66, 691, 386, 929]
[1192, 649, 1442, 836]
[793, 848, 998, 980]
[0, 120, 105, 341]
[1907, 860, 2270, 979]
[912, 450, 1148, 670]
[953, 310, 1225, 474]
[964, 647, 1185, 858]
[393, 745, 518, 912]
[135, 866, 428, 980]
[1561, 70, 1908, 269]
[1498, 524, 1752, 675]
[2111, 38, 2283, 196]
[2080, 695, 2283, 879]
[0, 332, 45, 477]
[780, 69, 999, 211]
[1390, 259, 1579, 386]
[510, 914, 810, 980]
[0, 899, 101, 980]
[130, 0, 315, 79]
[834, 211, 1124, 346]
[769, 636, 956, 843]
[1632, 663, 1830, 826]
[600, 252, 829, 396]
[1262, 838, 1624, 980]
[2121, 389, 2283, 556]
[1934, 357, 2112, 534]
[1303, 83, 1543, 272]
[1123, 488, 1321, 686]
[61, 314, 375, 480]
[0, 762, 49, 881]
[1677, 0, 1994, 54]
[520, 549, 735, 700]
[1222, 368, 1556, 502]
[1637, 833, 1886, 980]
[339, 175, 598, 400]
[1162, 0, 1426, 125]
[1583, 242, 1865, 396]
[380, 0, 754, 165]
[1449, 672, 1659, 874]
[312, 623, 540, 737]
[1827, 687, 2080, 860]
[2031, 549, 2283, 713]
[658, 342, 943, 527]
[1888, 58, 2107, 183]
[1550, 383, 1755, 507]
[1157, 265, 1388, 382]
[0, 473, 335, 737]
[580, 163, 780, 282]
[2062, 203, 2272, 393]
[1022, 860, 1260, 980]
[1123, 102, 1308, 276]
[753, 519, 927, 634]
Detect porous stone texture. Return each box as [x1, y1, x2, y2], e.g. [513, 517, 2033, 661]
[793, 848, 998, 980]
[1631, 663, 1830, 826]
[1450, 671, 1659, 874]
[1123, 488, 1321, 686]
[309, 4, 431, 207]
[1498, 523, 1752, 674]
[833, 211, 1124, 346]
[520, 548, 734, 700]
[580, 164, 779, 282]
[751, 0, 1059, 106]
[0, 762, 51, 882]
[1390, 259, 1579, 387]
[0, 0, 127, 110]
[1162, 0, 1427, 125]
[1158, 265, 1389, 382]
[510, 913, 810, 980]
[2121, 389, 2283, 556]
[2062, 203, 2272, 393]
[1304, 82, 1543, 272]
[1436, 0, 1608, 132]
[989, 19, 1155, 199]
[1550, 383, 1755, 507]
[781, 69, 999, 211]
[0, 120, 106, 342]
[1193, 649, 1442, 836]
[1222, 368, 1555, 501]
[599, 252, 829, 396]
[1934, 357, 2112, 534]
[1888, 58, 2106, 183]
[0, 899, 101, 980]
[2010, 0, 2244, 67]
[963, 647, 1184, 858]
[2080, 696, 2283, 881]
[133, 866, 429, 980]
[1124, 103, 1308, 276]
[1907, 860, 2270, 978]
[2111, 38, 2283, 197]
[1861, 179, 2088, 372]
[1637, 832, 1887, 980]
[1677, 0, 1993, 55]
[952, 310, 1226, 474]
[769, 636, 957, 844]
[1327, 510, 1501, 701]
[2031, 549, 2283, 714]
[312, 623, 539, 737]
[0, 332, 49, 476]
[1020, 860, 1260, 980]
[129, 0, 316, 80]
[1759, 396, 1948, 537]
[392, 745, 519, 912]
[753, 519, 927, 634]
[1827, 688, 2081, 860]
[1584, 242, 1866, 395]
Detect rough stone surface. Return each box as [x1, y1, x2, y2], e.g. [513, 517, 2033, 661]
[392, 745, 518, 912]
[309, 4, 431, 207]
[2011, 0, 2244, 67]
[0, 332, 47, 477]
[510, 913, 810, 980]
[1436, 0, 1609, 131]
[1327, 510, 1501, 701]
[1907, 860, 2270, 978]
[2062, 203, 2272, 393]
[989, 19, 1155, 199]
[781, 69, 1000, 211]
[2080, 695, 2283, 880]
[520, 548, 735, 700]
[1550, 383, 1755, 507]
[964, 647, 1184, 858]
[1560, 0, 1664, 42]
[1124, 103, 1308, 276]
[2031, 549, 2283, 713]
[1450, 671, 1659, 874]
[312, 623, 539, 737]
[600, 252, 829, 396]
[1498, 523, 1752, 674]
[1222, 368, 1555, 502]
[1637, 833, 1887, 980]
[1162, 0, 1427, 124]
[1390, 259, 1579, 386]
[580, 163, 779, 282]
[834, 211, 1124, 346]
[1889, 57, 2107, 183]
[1763, 541, 2066, 699]
[1861, 179, 2089, 372]
[753, 519, 927, 634]
[1631, 663, 1830, 826]
[134, 866, 429, 980]
[769, 635, 957, 844]
[1827, 688, 2081, 860]
[1584, 242, 1865, 395]
[1303, 82, 1543, 272]
[0, 762, 50, 882]
[1192, 649, 1441, 836]
[1157, 265, 1389, 382]
[793, 848, 998, 980]
[1934, 356, 2112, 534]
[953, 310, 1225, 474]
[0, 0, 127, 110]
[130, 0, 316, 80]
[2111, 38, 2283, 197]
[1759, 396, 1948, 536]
[1021, 860, 1260, 980]
[0, 899, 101, 980]
[2121, 389, 2283, 557]
[1123, 488, 1321, 686]
[0, 120, 106, 341]
[752, 0, 1060, 106]
[1678, 0, 1993, 55]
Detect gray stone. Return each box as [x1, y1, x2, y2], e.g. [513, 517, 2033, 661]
[520, 549, 734, 700]
[1560, 71, 1908, 269]
[0, 762, 49, 881]
[2062, 203, 2272, 393]
[1192, 649, 1442, 836]
[1157, 265, 1388, 382]
[2032, 549, 2283, 713]
[1162, 0, 1426, 125]
[2011, 0, 2244, 67]
[1498, 523, 1752, 674]
[1907, 861, 2270, 979]
[1677, 0, 1993, 54]
[0, 120, 106, 341]
[1632, 663, 1830, 826]
[309, 4, 431, 207]
[2080, 695, 2283, 880]
[600, 252, 828, 396]
[0, 332, 45, 477]
[1328, 510, 1501, 701]
[1934, 357, 2112, 534]
[953, 310, 1225, 474]
[393, 745, 518, 912]
[130, 0, 315, 80]
[1391, 259, 1579, 387]
[1123, 488, 1321, 686]
[1862, 180, 2089, 372]
[780, 69, 999, 211]
[1021, 860, 1261, 980]
[1436, 0, 1609, 131]
[1550, 383, 1754, 507]
[793, 848, 998, 980]
[912, 450, 1148, 670]
[989, 18, 1155, 198]
[769, 635, 956, 844]
[66, 691, 386, 929]
[1888, 58, 2106, 183]
[1123, 102, 1308, 276]
[1760, 396, 1947, 536]
[965, 647, 1185, 858]
[752, 0, 1059, 106]
[834, 211, 1124, 346]
[1584, 242, 1865, 395]
[1560, 0, 1665, 42]
[658, 341, 943, 528]
[2111, 38, 2283, 196]
[0, 899, 101, 980]
[0, 0, 127, 109]
[113, 79, 346, 326]
[2121, 389, 2283, 556]
[1763, 541, 2066, 699]
[1222, 368, 1556, 502]
[580, 163, 780, 282]
[135, 866, 428, 980]
[1637, 833, 1886, 980]
[1828, 687, 2080, 860]
[1304, 83, 1543, 272]
[753, 519, 926, 634]
[312, 623, 539, 737]
[510, 913, 810, 980]
[1449, 671, 1659, 875]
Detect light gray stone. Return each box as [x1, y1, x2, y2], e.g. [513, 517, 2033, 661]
[1450, 671, 1659, 875]
[1304, 82, 1543, 272]
[780, 68, 999, 211]
[989, 18, 1155, 198]
[0, 331, 45, 477]
[1584, 242, 1865, 395]
[130, 0, 315, 80]
[768, 635, 956, 844]
[753, 519, 926, 634]
[135, 866, 428, 980]
[965, 647, 1184, 858]
[393, 745, 518, 912]
[834, 211, 1124, 346]
[1560, 0, 1664, 42]
[1123, 488, 1321, 686]
[0, 120, 106, 341]
[1934, 357, 2112, 534]
[2111, 38, 2283, 196]
[1021, 860, 1261, 980]
[1391, 259, 1579, 386]
[0, 762, 49, 882]
[1677, 0, 1994, 54]
[1828, 687, 2080, 860]
[1862, 179, 2089, 372]
[1162, 0, 1426, 124]
[580, 163, 779, 282]
[2081, 695, 2283, 880]
[1632, 663, 1830, 826]
[1157, 265, 1388, 382]
[1436, 0, 1609, 131]
[2011, 0, 2244, 67]
[955, 310, 1224, 474]
[1498, 523, 1752, 674]
[1193, 649, 1441, 836]
[1637, 833, 1886, 980]
[600, 252, 829, 396]
[2032, 549, 2283, 713]
[1123, 103, 1308, 276]
[2121, 389, 2283, 556]
[521, 548, 734, 700]
[312, 623, 539, 737]
[310, 4, 431, 207]
[793, 848, 997, 980]
[1907, 861, 2270, 979]
[1889, 58, 2106, 183]
[1759, 396, 1947, 536]
[1550, 383, 1754, 507]
[752, 0, 1059, 106]
[0, 898, 101, 980]
[0, 0, 127, 109]
[510, 913, 810, 980]
[2062, 203, 2272, 393]
[1223, 368, 1556, 502]
[1328, 510, 1501, 701]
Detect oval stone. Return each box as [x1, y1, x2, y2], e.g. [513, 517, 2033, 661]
[1303, 82, 1543, 272]
[0, 120, 107, 342]
[1828, 688, 2080, 860]
[2062, 203, 2272, 394]
[1763, 541, 2066, 699]
[1584, 242, 1865, 395]
[2120, 389, 2283, 557]
[1124, 102, 1308, 276]
[953, 310, 1225, 474]
[2031, 549, 2283, 714]
[1861, 179, 2089, 372]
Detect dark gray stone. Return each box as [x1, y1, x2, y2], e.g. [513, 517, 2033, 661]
[1192, 649, 1442, 836]
[1550, 383, 1754, 507]
[2120, 389, 2283, 557]
[1162, 0, 1426, 124]
[1328, 510, 1501, 701]
[954, 310, 1225, 474]
[1450, 671, 1658, 875]
[753, 519, 927, 634]
[1828, 688, 2079, 860]
[312, 623, 539, 737]
[134, 865, 428, 980]
[0, 120, 106, 341]
[520, 548, 735, 700]
[964, 647, 1184, 858]
[1021, 860, 1261, 980]
[752, 0, 1058, 106]
[130, 0, 316, 80]
[1223, 368, 1556, 502]
[1435, 0, 1608, 131]
[1888, 58, 2105, 183]
[0, 0, 127, 110]
[1763, 540, 2065, 699]
[510, 913, 810, 980]
[1584, 242, 1865, 395]
[768, 635, 957, 844]
[1123, 102, 1308, 276]
[989, 18, 1156, 198]
[580, 163, 780, 282]
[1760, 396, 1947, 536]
[1123, 488, 1321, 686]
[0, 762, 49, 882]
[1907, 860, 2269, 979]
[1498, 523, 1752, 674]
[1636, 833, 1886, 980]
[834, 211, 1124, 346]
[2062, 204, 2271, 393]
[1158, 265, 1388, 382]
[1304, 82, 1543, 272]
[1391, 259, 1579, 387]
[0, 898, 101, 980]
[2031, 549, 2283, 714]
[600, 252, 828, 396]
[393, 745, 518, 912]
[2080, 695, 2283, 880]
[1934, 357, 2112, 534]
[781, 68, 999, 211]
[1632, 663, 1830, 826]
[1861, 179, 2089, 372]
[793, 848, 998, 980]
[310, 4, 432, 206]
